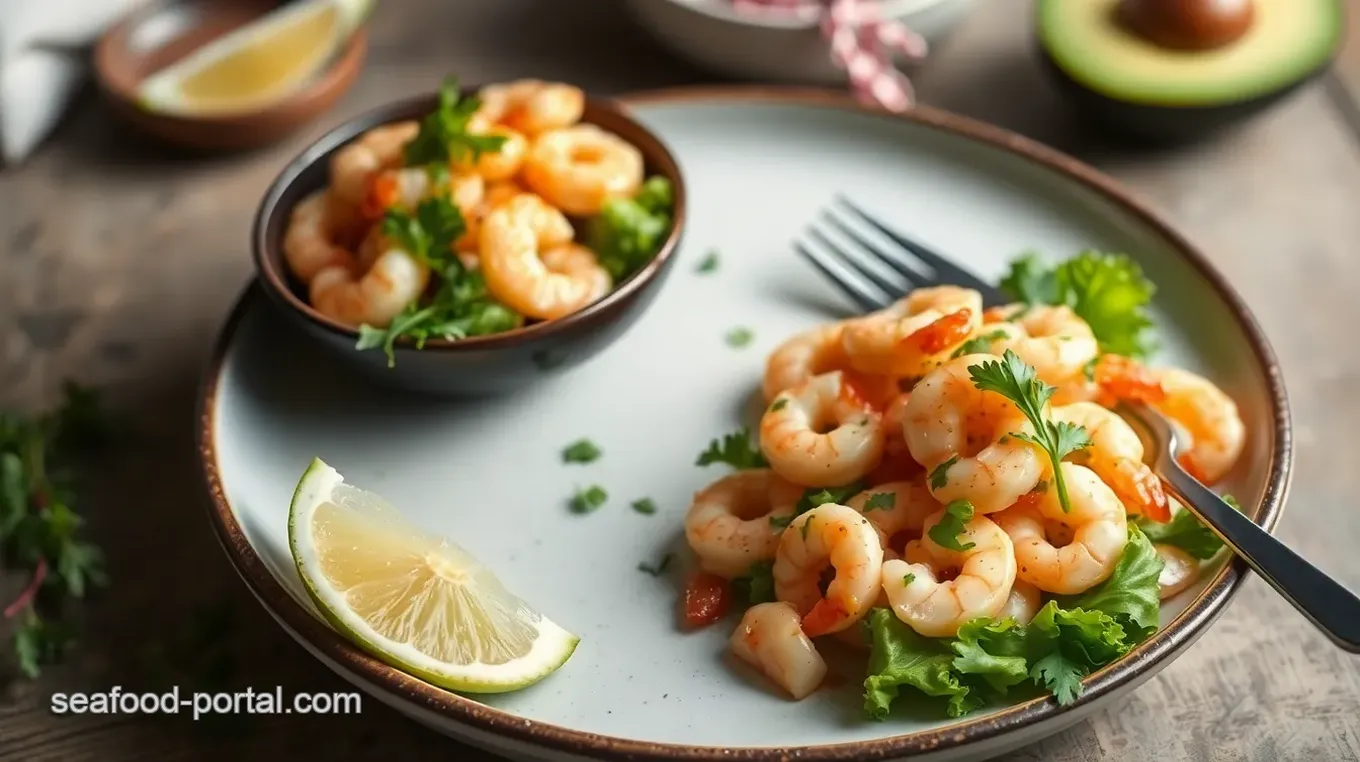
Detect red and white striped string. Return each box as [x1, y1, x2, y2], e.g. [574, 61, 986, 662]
[730, 0, 927, 111]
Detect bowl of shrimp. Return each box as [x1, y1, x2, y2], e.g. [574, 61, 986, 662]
[252, 77, 686, 395]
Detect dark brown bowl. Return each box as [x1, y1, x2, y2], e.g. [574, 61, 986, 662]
[94, 0, 366, 151]
[252, 92, 687, 396]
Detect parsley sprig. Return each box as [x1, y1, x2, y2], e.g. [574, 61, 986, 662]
[403, 77, 506, 169]
[2, 383, 107, 679]
[969, 350, 1090, 513]
[928, 500, 976, 552]
[695, 428, 767, 470]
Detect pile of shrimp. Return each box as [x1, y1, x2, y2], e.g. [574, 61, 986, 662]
[683, 286, 1246, 700]
[282, 79, 645, 329]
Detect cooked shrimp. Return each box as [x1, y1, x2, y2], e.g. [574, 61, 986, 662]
[1054, 402, 1168, 520]
[729, 602, 827, 700]
[685, 470, 802, 579]
[522, 125, 644, 216]
[477, 80, 585, 136]
[763, 322, 854, 402]
[361, 167, 484, 220]
[466, 125, 528, 182]
[480, 194, 609, 320]
[1156, 544, 1198, 599]
[882, 509, 1017, 638]
[309, 247, 429, 329]
[760, 371, 886, 488]
[1150, 367, 1245, 484]
[903, 354, 1044, 513]
[774, 503, 884, 637]
[844, 480, 939, 551]
[996, 305, 1099, 386]
[998, 579, 1043, 625]
[329, 121, 419, 208]
[283, 190, 356, 284]
[456, 180, 528, 254]
[864, 392, 925, 485]
[992, 464, 1128, 594]
[840, 286, 982, 377]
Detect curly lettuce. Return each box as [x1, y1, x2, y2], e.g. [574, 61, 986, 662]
[587, 176, 674, 281]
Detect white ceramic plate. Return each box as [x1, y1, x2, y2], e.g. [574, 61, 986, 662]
[199, 89, 1290, 762]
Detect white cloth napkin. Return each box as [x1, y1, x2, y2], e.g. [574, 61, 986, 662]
[0, 0, 145, 166]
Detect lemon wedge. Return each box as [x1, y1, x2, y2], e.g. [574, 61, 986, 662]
[288, 458, 579, 693]
[138, 0, 373, 116]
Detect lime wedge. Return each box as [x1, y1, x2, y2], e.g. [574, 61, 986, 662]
[138, 0, 372, 116]
[288, 458, 579, 693]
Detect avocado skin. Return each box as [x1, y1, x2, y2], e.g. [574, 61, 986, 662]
[1037, 43, 1329, 145]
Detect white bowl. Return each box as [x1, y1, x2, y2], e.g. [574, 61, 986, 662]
[625, 0, 977, 84]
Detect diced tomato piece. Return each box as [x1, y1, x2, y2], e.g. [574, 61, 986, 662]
[1094, 354, 1165, 404]
[681, 572, 731, 630]
[903, 309, 974, 355]
[838, 370, 894, 412]
[982, 306, 1011, 324]
[361, 174, 401, 220]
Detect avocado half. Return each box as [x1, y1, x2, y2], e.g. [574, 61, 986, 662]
[1037, 0, 1345, 142]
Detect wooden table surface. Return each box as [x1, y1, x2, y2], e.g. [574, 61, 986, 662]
[2, 1, 1359, 760]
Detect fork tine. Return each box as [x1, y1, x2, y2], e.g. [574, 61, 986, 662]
[834, 194, 1004, 302]
[806, 225, 914, 297]
[819, 210, 929, 282]
[794, 240, 891, 312]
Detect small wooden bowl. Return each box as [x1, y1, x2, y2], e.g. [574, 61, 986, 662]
[252, 92, 688, 396]
[94, 0, 367, 151]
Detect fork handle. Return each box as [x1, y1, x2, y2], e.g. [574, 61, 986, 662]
[1162, 467, 1360, 653]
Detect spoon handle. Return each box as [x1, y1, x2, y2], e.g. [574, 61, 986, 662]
[1162, 466, 1360, 653]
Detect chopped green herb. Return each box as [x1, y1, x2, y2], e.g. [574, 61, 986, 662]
[998, 251, 1157, 358]
[769, 514, 794, 530]
[1135, 497, 1233, 560]
[725, 327, 754, 348]
[800, 515, 815, 540]
[587, 176, 675, 281]
[969, 350, 1091, 512]
[794, 481, 864, 516]
[403, 77, 507, 168]
[929, 456, 959, 490]
[863, 493, 896, 512]
[902, 573, 917, 586]
[637, 552, 673, 577]
[570, 485, 608, 514]
[1034, 480, 1049, 493]
[381, 195, 466, 270]
[770, 398, 788, 412]
[1222, 494, 1242, 512]
[696, 250, 720, 274]
[561, 439, 602, 464]
[631, 498, 658, 515]
[696, 428, 768, 470]
[951, 330, 1009, 359]
[928, 500, 976, 552]
[733, 561, 775, 604]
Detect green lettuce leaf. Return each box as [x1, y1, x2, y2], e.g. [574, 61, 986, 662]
[1070, 524, 1164, 639]
[864, 609, 979, 719]
[587, 176, 674, 281]
[1136, 501, 1225, 559]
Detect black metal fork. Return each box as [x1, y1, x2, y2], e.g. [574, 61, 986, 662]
[794, 195, 1006, 311]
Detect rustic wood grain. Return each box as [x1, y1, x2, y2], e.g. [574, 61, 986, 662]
[2, 1, 1359, 760]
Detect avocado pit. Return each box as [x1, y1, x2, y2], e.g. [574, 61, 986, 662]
[1117, 0, 1254, 51]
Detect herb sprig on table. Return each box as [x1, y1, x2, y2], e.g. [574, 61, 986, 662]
[2, 383, 107, 680]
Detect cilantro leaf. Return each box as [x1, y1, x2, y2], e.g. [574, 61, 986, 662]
[587, 176, 675, 281]
[631, 498, 657, 515]
[12, 608, 75, 680]
[970, 350, 1090, 512]
[725, 327, 754, 348]
[696, 428, 767, 470]
[929, 456, 958, 490]
[902, 572, 917, 586]
[999, 252, 1061, 305]
[864, 608, 980, 719]
[403, 77, 507, 168]
[732, 560, 775, 605]
[950, 617, 1031, 692]
[863, 492, 896, 512]
[561, 439, 602, 464]
[1071, 525, 1164, 639]
[951, 330, 1010, 359]
[768, 514, 793, 530]
[769, 398, 788, 412]
[794, 481, 865, 516]
[637, 552, 673, 577]
[696, 250, 719, 273]
[570, 485, 608, 514]
[1029, 650, 1086, 706]
[998, 251, 1157, 358]
[1135, 501, 1223, 559]
[928, 500, 976, 552]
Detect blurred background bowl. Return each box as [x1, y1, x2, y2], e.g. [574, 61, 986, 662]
[252, 92, 687, 397]
[95, 0, 366, 151]
[624, 0, 976, 84]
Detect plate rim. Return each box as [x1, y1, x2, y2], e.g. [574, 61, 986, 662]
[196, 86, 1293, 762]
